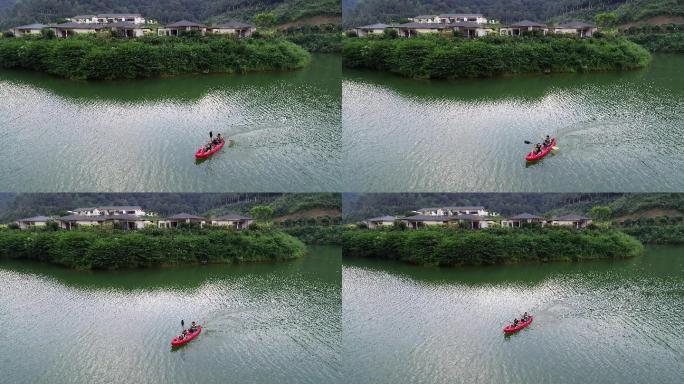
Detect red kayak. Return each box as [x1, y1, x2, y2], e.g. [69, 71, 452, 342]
[195, 139, 225, 159]
[503, 316, 533, 334]
[525, 139, 556, 161]
[171, 326, 202, 347]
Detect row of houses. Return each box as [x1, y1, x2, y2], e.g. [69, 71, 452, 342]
[11, 14, 256, 38]
[354, 14, 597, 39]
[13, 205, 253, 231]
[362, 206, 592, 230]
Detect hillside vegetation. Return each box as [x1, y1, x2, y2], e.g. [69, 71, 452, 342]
[343, 0, 683, 27]
[342, 227, 644, 266]
[0, 227, 307, 269]
[0, 0, 341, 29]
[343, 35, 651, 79]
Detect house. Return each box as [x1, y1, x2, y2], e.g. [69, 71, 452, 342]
[550, 215, 593, 229]
[410, 15, 439, 23]
[56, 215, 106, 230]
[553, 21, 597, 37]
[500, 21, 549, 36]
[353, 23, 391, 37]
[402, 214, 495, 229]
[396, 22, 453, 38]
[364, 215, 397, 229]
[437, 14, 488, 24]
[159, 213, 207, 228]
[211, 214, 253, 229]
[452, 22, 494, 38]
[209, 21, 256, 37]
[15, 216, 53, 230]
[71, 206, 147, 217]
[11, 23, 49, 37]
[109, 22, 153, 37]
[501, 213, 546, 228]
[50, 22, 107, 38]
[69, 14, 147, 25]
[414, 206, 488, 216]
[158, 21, 208, 36]
[56, 214, 152, 230]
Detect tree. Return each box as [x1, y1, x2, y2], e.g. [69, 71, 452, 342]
[590, 206, 613, 222]
[250, 205, 274, 222]
[595, 12, 619, 29]
[253, 12, 276, 29]
[40, 28, 55, 39]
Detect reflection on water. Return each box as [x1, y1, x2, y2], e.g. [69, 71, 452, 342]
[0, 247, 341, 384]
[342, 246, 684, 384]
[343, 54, 684, 192]
[0, 55, 341, 192]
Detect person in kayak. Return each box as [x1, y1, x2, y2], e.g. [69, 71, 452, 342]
[543, 135, 552, 148]
[533, 143, 543, 154]
[217, 133, 224, 143]
[513, 318, 519, 326]
[522, 312, 529, 321]
[189, 321, 198, 333]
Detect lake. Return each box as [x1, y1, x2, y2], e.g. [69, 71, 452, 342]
[0, 246, 341, 384]
[343, 246, 684, 384]
[343, 54, 684, 192]
[0, 54, 341, 192]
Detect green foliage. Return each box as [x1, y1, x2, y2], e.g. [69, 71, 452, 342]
[624, 24, 684, 52]
[250, 205, 274, 221]
[253, 12, 277, 28]
[342, 227, 644, 266]
[0, 0, 341, 30]
[595, 12, 619, 28]
[342, 35, 652, 79]
[281, 225, 350, 245]
[0, 35, 310, 80]
[621, 224, 684, 244]
[0, 228, 306, 270]
[281, 24, 341, 53]
[590, 206, 613, 222]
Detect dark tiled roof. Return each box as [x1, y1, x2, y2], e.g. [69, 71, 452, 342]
[367, 215, 397, 222]
[166, 20, 207, 28]
[357, 23, 390, 29]
[168, 213, 207, 220]
[417, 206, 485, 212]
[508, 213, 544, 220]
[54, 22, 106, 29]
[15, 23, 48, 30]
[213, 21, 254, 29]
[511, 20, 547, 28]
[403, 215, 451, 222]
[555, 214, 591, 221]
[414, 15, 437, 19]
[17, 215, 52, 222]
[557, 21, 596, 29]
[58, 215, 104, 222]
[439, 13, 484, 18]
[398, 22, 451, 29]
[213, 214, 252, 221]
[98, 13, 142, 18]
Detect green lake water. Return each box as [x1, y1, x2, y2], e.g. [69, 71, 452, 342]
[343, 246, 684, 384]
[343, 54, 684, 192]
[0, 54, 341, 192]
[0, 246, 341, 384]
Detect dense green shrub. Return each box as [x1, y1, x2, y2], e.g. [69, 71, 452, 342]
[282, 225, 351, 245]
[342, 35, 651, 79]
[0, 35, 310, 80]
[620, 224, 684, 244]
[0, 228, 306, 269]
[342, 227, 644, 266]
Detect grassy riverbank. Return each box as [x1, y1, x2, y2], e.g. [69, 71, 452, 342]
[0, 228, 306, 270]
[0, 35, 310, 80]
[342, 35, 651, 79]
[342, 227, 644, 266]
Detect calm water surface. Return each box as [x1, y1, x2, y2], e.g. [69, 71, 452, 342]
[343, 246, 684, 384]
[0, 54, 341, 192]
[343, 54, 684, 192]
[0, 246, 341, 384]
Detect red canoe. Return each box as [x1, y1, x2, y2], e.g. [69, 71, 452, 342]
[503, 316, 533, 334]
[195, 139, 225, 159]
[171, 326, 202, 347]
[525, 138, 556, 162]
